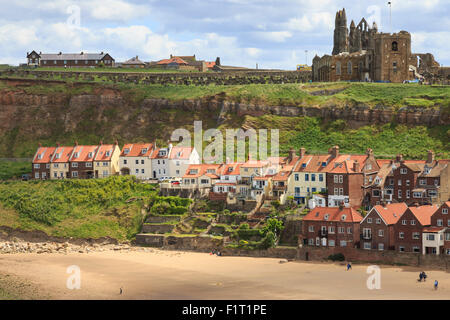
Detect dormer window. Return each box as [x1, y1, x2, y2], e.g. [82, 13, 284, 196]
[302, 163, 306, 168]
[322, 162, 327, 167]
[228, 167, 233, 172]
[55, 153, 61, 159]
[341, 215, 346, 221]
[424, 167, 430, 174]
[124, 148, 130, 154]
[88, 152, 93, 158]
[105, 151, 111, 157]
[324, 214, 329, 221]
[189, 169, 198, 174]
[141, 148, 147, 154]
[73, 152, 79, 158]
[38, 154, 43, 160]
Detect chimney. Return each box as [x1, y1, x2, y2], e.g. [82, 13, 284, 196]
[215, 57, 221, 66]
[338, 203, 344, 211]
[99, 140, 103, 146]
[153, 140, 157, 149]
[80, 52, 84, 55]
[114, 140, 119, 146]
[288, 148, 295, 162]
[427, 150, 435, 163]
[353, 160, 360, 172]
[74, 141, 78, 146]
[396, 154, 403, 163]
[170, 54, 173, 58]
[39, 51, 42, 55]
[101, 51, 104, 54]
[299, 147, 306, 159]
[56, 142, 60, 147]
[330, 145, 339, 158]
[38, 143, 42, 147]
[58, 52, 62, 55]
[366, 148, 373, 157]
[381, 200, 386, 207]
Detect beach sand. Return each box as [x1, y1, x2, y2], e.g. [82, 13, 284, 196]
[0, 249, 448, 299]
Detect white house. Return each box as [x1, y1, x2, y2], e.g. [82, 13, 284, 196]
[119, 143, 154, 179]
[151, 145, 172, 179]
[168, 146, 200, 178]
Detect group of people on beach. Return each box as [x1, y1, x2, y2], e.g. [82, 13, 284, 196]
[210, 249, 222, 256]
[418, 271, 439, 290]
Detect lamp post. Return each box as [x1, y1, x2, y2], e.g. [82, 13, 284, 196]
[305, 50, 308, 66]
[388, 1, 392, 33]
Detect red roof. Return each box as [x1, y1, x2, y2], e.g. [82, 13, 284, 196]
[328, 155, 368, 174]
[70, 145, 98, 162]
[94, 144, 116, 161]
[183, 164, 222, 178]
[219, 163, 243, 176]
[33, 147, 56, 164]
[409, 205, 439, 226]
[423, 227, 445, 233]
[169, 146, 194, 160]
[303, 207, 363, 223]
[371, 203, 408, 225]
[52, 146, 74, 163]
[120, 143, 153, 157]
[157, 57, 188, 65]
[205, 61, 215, 69]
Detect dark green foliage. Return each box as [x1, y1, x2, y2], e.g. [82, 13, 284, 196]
[149, 195, 192, 215]
[327, 253, 345, 261]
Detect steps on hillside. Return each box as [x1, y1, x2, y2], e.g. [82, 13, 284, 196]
[142, 223, 175, 234]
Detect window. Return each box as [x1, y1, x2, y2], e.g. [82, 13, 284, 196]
[141, 169, 145, 174]
[34, 164, 40, 169]
[411, 220, 416, 225]
[413, 192, 422, 198]
[364, 242, 371, 250]
[339, 188, 344, 196]
[328, 240, 335, 247]
[376, 218, 381, 224]
[426, 234, 435, 241]
[328, 226, 335, 234]
[372, 190, 380, 197]
[334, 188, 338, 195]
[378, 243, 384, 251]
[140, 160, 144, 165]
[398, 180, 402, 186]
[367, 218, 373, 224]
[378, 230, 384, 237]
[308, 226, 314, 232]
[338, 227, 345, 234]
[443, 208, 448, 214]
[398, 190, 402, 198]
[72, 171, 78, 177]
[86, 162, 92, 167]
[319, 174, 323, 182]
[406, 190, 410, 199]
[340, 240, 347, 247]
[295, 174, 299, 181]
[305, 174, 309, 181]
[336, 61, 341, 75]
[308, 239, 314, 245]
[339, 175, 343, 183]
[334, 175, 338, 183]
[200, 179, 208, 184]
[72, 163, 78, 168]
[393, 61, 398, 73]
[392, 41, 398, 51]
[135, 169, 139, 174]
[400, 168, 407, 174]
[136, 160, 139, 165]
[35, 172, 39, 179]
[412, 232, 420, 240]
[46, 163, 50, 169]
[347, 227, 352, 234]
[316, 238, 320, 246]
[406, 180, 410, 186]
[413, 246, 421, 253]
[399, 246, 405, 252]
[446, 249, 450, 255]
[123, 159, 127, 165]
[420, 179, 426, 186]
[399, 232, 404, 239]
[401, 220, 407, 225]
[347, 61, 352, 74]
[324, 214, 329, 221]
[311, 174, 316, 182]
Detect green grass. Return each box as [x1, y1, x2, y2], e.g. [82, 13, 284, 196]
[0, 161, 30, 180]
[29, 67, 200, 73]
[0, 176, 158, 241]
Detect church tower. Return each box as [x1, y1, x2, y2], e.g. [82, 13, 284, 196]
[332, 8, 349, 55]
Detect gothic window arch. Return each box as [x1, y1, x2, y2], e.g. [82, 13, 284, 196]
[336, 61, 341, 75]
[392, 41, 398, 51]
[347, 61, 352, 75]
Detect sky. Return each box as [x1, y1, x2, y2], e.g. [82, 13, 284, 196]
[0, 0, 449, 69]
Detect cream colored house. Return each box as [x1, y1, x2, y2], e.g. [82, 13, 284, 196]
[93, 142, 121, 178]
[182, 164, 221, 189]
[288, 154, 331, 205]
[119, 143, 154, 179]
[50, 145, 74, 179]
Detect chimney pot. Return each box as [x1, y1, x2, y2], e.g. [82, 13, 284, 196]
[299, 147, 306, 159]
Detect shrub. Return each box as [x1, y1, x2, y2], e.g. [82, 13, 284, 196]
[327, 253, 345, 261]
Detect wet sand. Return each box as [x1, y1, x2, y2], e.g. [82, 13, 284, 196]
[0, 249, 448, 299]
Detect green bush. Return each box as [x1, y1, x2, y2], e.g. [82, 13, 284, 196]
[327, 253, 345, 261]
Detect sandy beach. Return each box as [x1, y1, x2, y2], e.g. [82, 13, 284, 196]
[0, 249, 449, 300]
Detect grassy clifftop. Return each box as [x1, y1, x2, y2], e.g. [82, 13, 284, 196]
[0, 176, 157, 240]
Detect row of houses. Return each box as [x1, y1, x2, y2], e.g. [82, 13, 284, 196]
[300, 201, 450, 256]
[32, 142, 199, 180]
[178, 146, 449, 209]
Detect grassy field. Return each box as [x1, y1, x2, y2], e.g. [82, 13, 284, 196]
[0, 176, 158, 241]
[0, 161, 30, 180]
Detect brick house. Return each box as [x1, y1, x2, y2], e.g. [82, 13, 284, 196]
[26, 51, 114, 67]
[360, 203, 408, 251]
[301, 206, 363, 248]
[429, 201, 450, 255]
[32, 146, 56, 180]
[393, 205, 439, 253]
[326, 146, 372, 208]
[68, 144, 99, 179]
[50, 145, 74, 179]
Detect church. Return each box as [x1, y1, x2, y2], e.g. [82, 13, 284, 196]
[312, 8, 439, 83]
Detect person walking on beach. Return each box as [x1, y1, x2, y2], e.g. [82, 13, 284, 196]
[120, 287, 123, 295]
[347, 262, 352, 271]
[434, 280, 438, 290]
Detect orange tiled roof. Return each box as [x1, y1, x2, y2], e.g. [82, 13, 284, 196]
[409, 205, 439, 226]
[51, 146, 74, 163]
[183, 164, 222, 178]
[120, 143, 153, 157]
[169, 146, 194, 160]
[157, 57, 188, 65]
[94, 144, 116, 161]
[70, 145, 98, 162]
[33, 146, 56, 163]
[303, 207, 363, 223]
[219, 163, 243, 176]
[371, 203, 408, 225]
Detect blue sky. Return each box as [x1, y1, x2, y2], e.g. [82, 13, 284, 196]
[0, 0, 448, 69]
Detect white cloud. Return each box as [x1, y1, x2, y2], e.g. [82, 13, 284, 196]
[253, 31, 293, 42]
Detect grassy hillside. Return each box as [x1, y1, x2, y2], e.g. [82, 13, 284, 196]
[0, 176, 157, 240]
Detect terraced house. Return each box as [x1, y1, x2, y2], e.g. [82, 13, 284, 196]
[50, 145, 74, 179]
[93, 142, 121, 178]
[68, 144, 99, 179]
[119, 143, 155, 179]
[32, 146, 56, 180]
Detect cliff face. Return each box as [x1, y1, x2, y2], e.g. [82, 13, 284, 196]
[0, 81, 448, 157]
